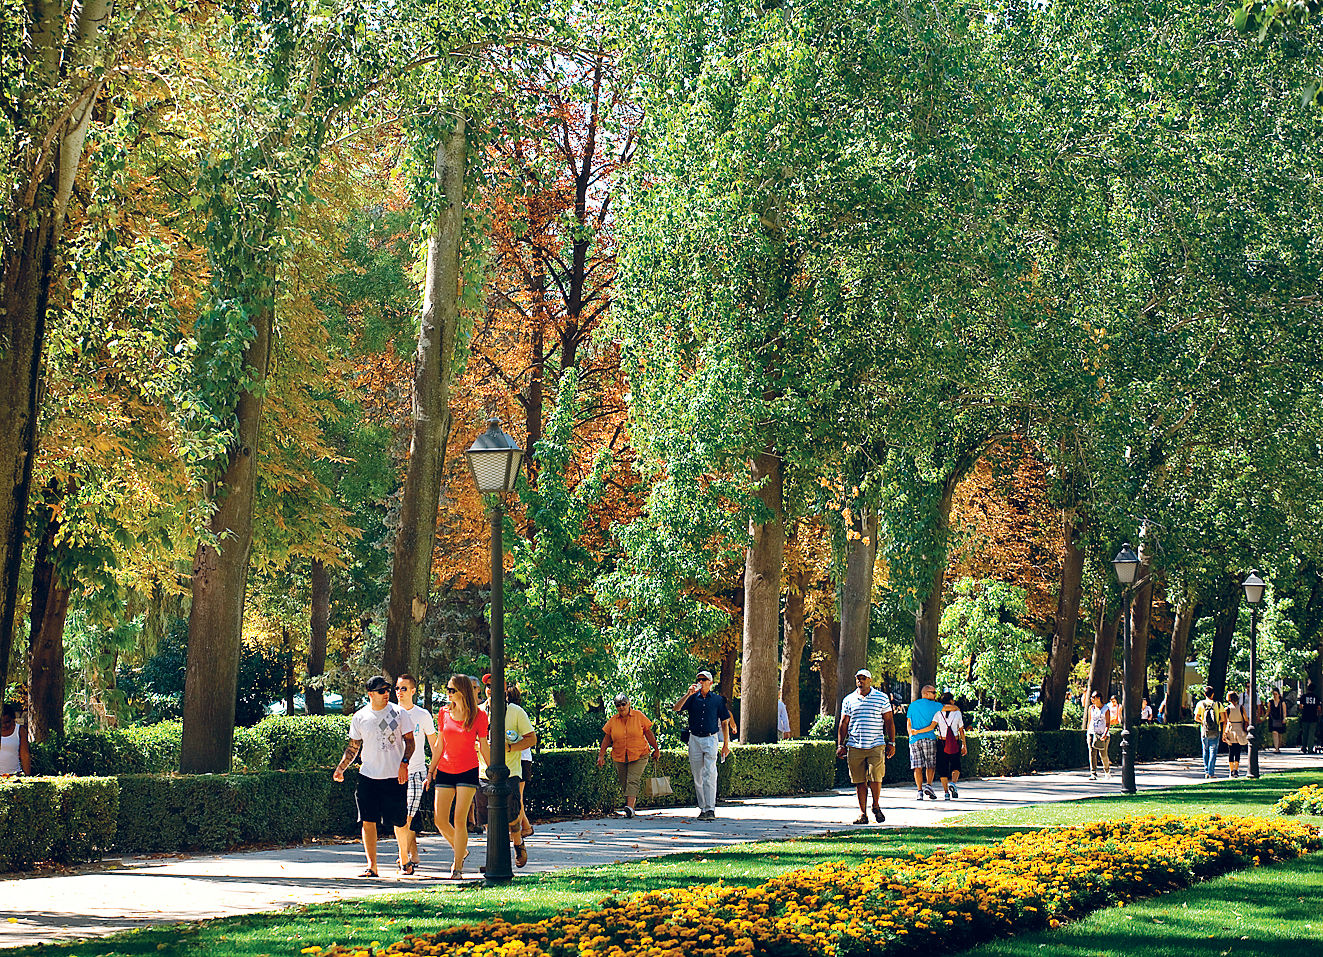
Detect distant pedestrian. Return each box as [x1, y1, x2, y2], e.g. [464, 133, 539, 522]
[1195, 686, 1223, 779]
[1084, 691, 1111, 780]
[0, 703, 30, 777]
[777, 699, 792, 741]
[597, 693, 661, 817]
[907, 684, 942, 800]
[673, 670, 731, 820]
[1224, 692, 1249, 777]
[1106, 694, 1122, 728]
[427, 673, 489, 879]
[1156, 695, 1168, 724]
[934, 692, 966, 800]
[333, 676, 415, 878]
[1140, 697, 1153, 723]
[1301, 681, 1320, 754]
[1268, 689, 1287, 753]
[392, 674, 437, 875]
[836, 669, 896, 824]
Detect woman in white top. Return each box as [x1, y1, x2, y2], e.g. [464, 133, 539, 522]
[1083, 691, 1111, 780]
[1, 702, 31, 777]
[934, 693, 966, 799]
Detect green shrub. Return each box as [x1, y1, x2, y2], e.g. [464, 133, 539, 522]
[0, 777, 117, 870]
[120, 722, 183, 771]
[49, 777, 119, 864]
[807, 714, 836, 740]
[0, 779, 60, 869]
[250, 715, 351, 769]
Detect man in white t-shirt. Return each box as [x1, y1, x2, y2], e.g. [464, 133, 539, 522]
[333, 675, 414, 878]
[392, 673, 438, 875]
[777, 699, 792, 740]
[836, 669, 896, 825]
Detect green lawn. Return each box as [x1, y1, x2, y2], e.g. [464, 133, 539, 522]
[16, 771, 1321, 957]
[946, 769, 1323, 827]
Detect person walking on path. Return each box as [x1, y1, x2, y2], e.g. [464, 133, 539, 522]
[392, 674, 437, 875]
[777, 699, 791, 741]
[598, 693, 661, 817]
[482, 684, 535, 869]
[1084, 691, 1111, 780]
[836, 668, 896, 824]
[0, 702, 30, 777]
[1106, 694, 1122, 728]
[1268, 689, 1287, 753]
[506, 682, 536, 839]
[427, 673, 489, 879]
[1301, 681, 1320, 754]
[674, 670, 731, 820]
[1224, 692, 1250, 777]
[1194, 686, 1223, 779]
[907, 684, 942, 800]
[934, 692, 966, 799]
[333, 676, 415, 878]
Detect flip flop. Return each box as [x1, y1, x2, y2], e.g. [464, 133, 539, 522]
[359, 868, 378, 878]
[402, 861, 416, 875]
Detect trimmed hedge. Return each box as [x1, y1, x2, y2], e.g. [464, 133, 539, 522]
[0, 777, 118, 870]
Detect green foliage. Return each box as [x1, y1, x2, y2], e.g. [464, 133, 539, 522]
[1273, 782, 1323, 815]
[0, 777, 118, 870]
[938, 579, 1039, 712]
[247, 714, 351, 770]
[807, 714, 836, 740]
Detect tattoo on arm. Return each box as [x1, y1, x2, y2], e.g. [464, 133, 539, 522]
[338, 740, 362, 770]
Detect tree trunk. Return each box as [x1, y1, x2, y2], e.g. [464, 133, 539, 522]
[27, 498, 70, 744]
[1126, 553, 1155, 726]
[741, 448, 785, 745]
[1088, 601, 1121, 701]
[1167, 587, 1197, 721]
[836, 507, 877, 719]
[180, 291, 274, 773]
[911, 479, 957, 701]
[813, 616, 839, 716]
[719, 639, 737, 703]
[383, 118, 468, 681]
[1040, 507, 1085, 731]
[1, 0, 113, 697]
[780, 560, 807, 737]
[1208, 575, 1241, 700]
[305, 558, 330, 715]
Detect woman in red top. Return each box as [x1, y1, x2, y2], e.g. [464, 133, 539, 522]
[427, 673, 490, 879]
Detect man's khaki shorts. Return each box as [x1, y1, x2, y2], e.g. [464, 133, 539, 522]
[847, 745, 886, 783]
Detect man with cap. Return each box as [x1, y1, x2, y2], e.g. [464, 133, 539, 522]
[837, 669, 896, 824]
[673, 670, 731, 819]
[333, 675, 415, 877]
[597, 693, 661, 817]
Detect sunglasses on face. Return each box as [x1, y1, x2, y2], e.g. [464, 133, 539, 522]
[446, 685, 459, 693]
[395, 685, 410, 691]
[369, 688, 389, 695]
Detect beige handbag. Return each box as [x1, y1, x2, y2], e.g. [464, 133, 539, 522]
[646, 776, 673, 797]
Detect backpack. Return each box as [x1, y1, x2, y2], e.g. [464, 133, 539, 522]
[1202, 703, 1219, 736]
[943, 718, 960, 755]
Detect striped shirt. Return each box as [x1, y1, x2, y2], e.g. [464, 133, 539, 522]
[841, 689, 893, 749]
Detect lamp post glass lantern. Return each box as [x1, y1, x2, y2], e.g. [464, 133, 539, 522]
[465, 418, 523, 884]
[1111, 543, 1140, 794]
[1243, 570, 1265, 779]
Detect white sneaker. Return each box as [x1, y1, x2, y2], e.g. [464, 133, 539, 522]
[949, 783, 958, 798]
[1089, 773, 1097, 781]
[923, 784, 937, 800]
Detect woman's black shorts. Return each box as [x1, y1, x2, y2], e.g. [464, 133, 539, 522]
[433, 765, 481, 789]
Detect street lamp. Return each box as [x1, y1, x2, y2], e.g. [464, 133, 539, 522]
[465, 418, 523, 885]
[1242, 570, 1265, 779]
[1111, 543, 1141, 795]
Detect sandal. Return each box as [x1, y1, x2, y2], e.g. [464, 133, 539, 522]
[402, 861, 416, 875]
[514, 842, 527, 868]
[449, 869, 463, 880]
[359, 868, 378, 878]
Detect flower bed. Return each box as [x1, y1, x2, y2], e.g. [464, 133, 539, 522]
[309, 814, 1320, 957]
[1274, 783, 1323, 816]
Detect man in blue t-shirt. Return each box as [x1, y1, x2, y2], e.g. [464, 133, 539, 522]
[673, 670, 731, 820]
[906, 684, 942, 800]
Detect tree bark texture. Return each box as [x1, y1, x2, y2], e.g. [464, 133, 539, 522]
[1, 0, 113, 696]
[1127, 553, 1155, 725]
[911, 479, 958, 701]
[1088, 603, 1121, 700]
[813, 616, 839, 717]
[1208, 575, 1242, 700]
[180, 294, 274, 773]
[1040, 507, 1086, 731]
[27, 496, 69, 743]
[780, 560, 807, 737]
[305, 558, 330, 715]
[1166, 588, 1197, 721]
[741, 449, 785, 745]
[383, 118, 467, 682]
[835, 507, 877, 720]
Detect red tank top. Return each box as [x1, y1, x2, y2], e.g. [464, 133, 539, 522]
[436, 707, 487, 773]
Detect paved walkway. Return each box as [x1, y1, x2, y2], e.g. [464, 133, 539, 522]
[4, 751, 1321, 949]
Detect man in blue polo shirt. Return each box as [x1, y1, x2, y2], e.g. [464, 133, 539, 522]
[907, 684, 942, 800]
[673, 670, 731, 820]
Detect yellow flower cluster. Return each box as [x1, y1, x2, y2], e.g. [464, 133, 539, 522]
[317, 814, 1319, 957]
[1273, 783, 1323, 816]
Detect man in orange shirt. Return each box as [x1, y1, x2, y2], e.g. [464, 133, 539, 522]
[597, 693, 661, 817]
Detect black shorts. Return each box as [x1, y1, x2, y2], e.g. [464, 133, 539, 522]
[936, 747, 962, 779]
[434, 765, 481, 789]
[356, 774, 408, 828]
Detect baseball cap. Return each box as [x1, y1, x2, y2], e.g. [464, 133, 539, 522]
[613, 693, 630, 705]
[482, 673, 492, 685]
[696, 670, 713, 681]
[365, 675, 391, 693]
[855, 668, 872, 679]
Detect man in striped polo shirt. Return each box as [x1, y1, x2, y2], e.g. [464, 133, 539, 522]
[836, 669, 896, 824]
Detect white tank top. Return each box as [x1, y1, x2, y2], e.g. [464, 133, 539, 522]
[0, 726, 22, 775]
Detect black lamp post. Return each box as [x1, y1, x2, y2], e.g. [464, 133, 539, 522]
[465, 418, 523, 886]
[1111, 543, 1141, 795]
[1242, 570, 1265, 779]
